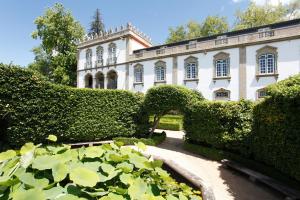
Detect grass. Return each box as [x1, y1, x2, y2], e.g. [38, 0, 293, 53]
[149, 114, 183, 131]
[184, 141, 300, 191]
[113, 132, 166, 146]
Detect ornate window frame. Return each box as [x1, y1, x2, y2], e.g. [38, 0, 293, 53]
[133, 64, 144, 85]
[85, 49, 93, 69]
[213, 52, 231, 83]
[256, 88, 268, 100]
[154, 61, 167, 84]
[184, 56, 199, 84]
[96, 46, 104, 67]
[213, 88, 230, 101]
[256, 45, 278, 81]
[108, 43, 117, 65]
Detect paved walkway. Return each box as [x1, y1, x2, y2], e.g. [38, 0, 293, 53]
[144, 130, 283, 200]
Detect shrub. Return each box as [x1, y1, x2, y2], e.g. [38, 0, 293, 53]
[114, 131, 166, 146]
[144, 85, 203, 134]
[0, 64, 149, 146]
[251, 74, 300, 181]
[0, 139, 201, 199]
[184, 100, 254, 155]
[150, 115, 183, 131]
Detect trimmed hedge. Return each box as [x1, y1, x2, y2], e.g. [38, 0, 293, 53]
[150, 115, 183, 131]
[113, 131, 167, 146]
[251, 74, 300, 181]
[184, 100, 254, 155]
[0, 64, 149, 146]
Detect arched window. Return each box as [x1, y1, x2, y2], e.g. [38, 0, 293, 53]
[108, 43, 117, 65]
[85, 49, 92, 69]
[256, 46, 277, 76]
[96, 46, 103, 67]
[155, 61, 166, 82]
[214, 88, 230, 101]
[184, 56, 198, 79]
[107, 70, 118, 89]
[84, 74, 93, 88]
[95, 72, 104, 89]
[213, 52, 230, 78]
[134, 64, 143, 83]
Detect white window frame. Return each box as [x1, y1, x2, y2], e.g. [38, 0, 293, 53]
[215, 59, 229, 77]
[134, 65, 143, 83]
[258, 53, 276, 74]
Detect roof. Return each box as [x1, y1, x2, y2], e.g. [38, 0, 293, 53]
[133, 18, 300, 53]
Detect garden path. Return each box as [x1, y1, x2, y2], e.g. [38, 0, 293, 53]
[144, 130, 283, 200]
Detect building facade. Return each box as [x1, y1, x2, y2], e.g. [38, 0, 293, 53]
[77, 19, 300, 101]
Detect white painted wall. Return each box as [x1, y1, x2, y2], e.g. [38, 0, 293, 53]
[246, 39, 300, 100]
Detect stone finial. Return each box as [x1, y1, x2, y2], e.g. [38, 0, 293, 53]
[120, 25, 124, 30]
[127, 22, 132, 29]
[115, 27, 118, 32]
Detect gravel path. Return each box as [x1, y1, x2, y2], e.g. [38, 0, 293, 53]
[144, 130, 283, 200]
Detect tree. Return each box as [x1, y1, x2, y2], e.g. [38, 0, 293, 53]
[165, 16, 229, 43]
[234, 2, 287, 30]
[89, 8, 105, 36]
[30, 3, 85, 86]
[286, 0, 300, 19]
[165, 25, 186, 44]
[201, 16, 229, 36]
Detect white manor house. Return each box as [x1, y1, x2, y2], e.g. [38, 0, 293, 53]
[77, 19, 300, 101]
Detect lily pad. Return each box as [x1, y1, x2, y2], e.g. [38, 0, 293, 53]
[69, 167, 100, 187]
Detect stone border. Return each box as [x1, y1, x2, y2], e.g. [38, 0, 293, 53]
[150, 154, 215, 200]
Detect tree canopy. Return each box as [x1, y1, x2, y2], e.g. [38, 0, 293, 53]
[29, 3, 85, 86]
[166, 1, 300, 43]
[89, 8, 105, 36]
[166, 16, 229, 44]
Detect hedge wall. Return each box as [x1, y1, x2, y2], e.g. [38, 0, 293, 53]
[251, 74, 300, 181]
[184, 100, 254, 156]
[0, 65, 149, 146]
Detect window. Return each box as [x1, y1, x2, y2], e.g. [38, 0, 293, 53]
[108, 43, 117, 65]
[214, 88, 230, 100]
[256, 46, 278, 78]
[258, 53, 276, 74]
[258, 27, 274, 38]
[257, 88, 267, 99]
[216, 59, 229, 77]
[134, 64, 143, 83]
[96, 46, 103, 66]
[184, 56, 198, 79]
[85, 49, 92, 69]
[155, 61, 166, 82]
[215, 35, 228, 45]
[213, 52, 230, 79]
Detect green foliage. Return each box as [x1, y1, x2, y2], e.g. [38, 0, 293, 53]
[114, 132, 167, 146]
[144, 85, 203, 134]
[30, 3, 85, 86]
[0, 140, 201, 199]
[184, 100, 254, 155]
[251, 74, 300, 181]
[150, 115, 183, 131]
[0, 64, 148, 147]
[234, 2, 287, 30]
[166, 16, 229, 43]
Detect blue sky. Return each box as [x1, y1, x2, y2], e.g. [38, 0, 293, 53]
[0, 0, 254, 66]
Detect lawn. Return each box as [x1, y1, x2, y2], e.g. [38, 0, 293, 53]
[149, 114, 183, 131]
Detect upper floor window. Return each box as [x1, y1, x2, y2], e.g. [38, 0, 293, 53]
[85, 49, 92, 69]
[214, 88, 230, 101]
[108, 43, 117, 65]
[258, 53, 276, 74]
[96, 46, 103, 66]
[213, 52, 230, 78]
[184, 56, 198, 79]
[256, 46, 278, 76]
[258, 27, 274, 38]
[134, 64, 143, 83]
[155, 61, 166, 82]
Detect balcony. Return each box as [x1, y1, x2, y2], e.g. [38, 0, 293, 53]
[107, 57, 117, 65]
[84, 62, 92, 69]
[95, 59, 104, 67]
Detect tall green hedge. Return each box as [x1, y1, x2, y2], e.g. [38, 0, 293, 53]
[184, 100, 253, 155]
[0, 64, 149, 146]
[251, 74, 300, 181]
